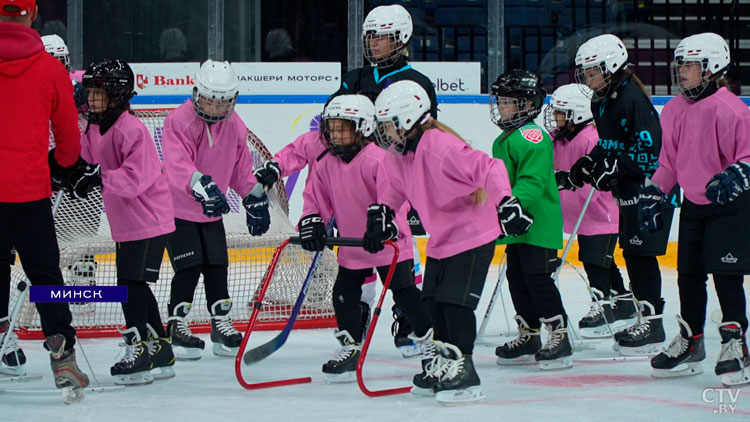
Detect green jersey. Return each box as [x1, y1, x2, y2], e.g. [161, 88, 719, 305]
[492, 122, 563, 250]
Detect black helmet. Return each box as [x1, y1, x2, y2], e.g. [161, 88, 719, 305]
[82, 59, 136, 109]
[490, 70, 546, 131]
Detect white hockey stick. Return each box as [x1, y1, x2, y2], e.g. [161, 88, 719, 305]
[476, 254, 515, 345]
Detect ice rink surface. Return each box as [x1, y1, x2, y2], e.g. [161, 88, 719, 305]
[2, 266, 748, 421]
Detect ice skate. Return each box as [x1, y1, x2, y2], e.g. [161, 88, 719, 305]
[409, 328, 440, 396]
[495, 315, 541, 365]
[210, 299, 242, 357]
[611, 290, 638, 323]
[322, 330, 360, 383]
[146, 324, 175, 380]
[535, 315, 573, 370]
[167, 302, 204, 360]
[715, 322, 750, 387]
[391, 306, 419, 358]
[46, 334, 89, 404]
[433, 341, 485, 406]
[616, 301, 665, 356]
[111, 327, 154, 386]
[579, 288, 617, 339]
[0, 316, 27, 376]
[651, 315, 705, 378]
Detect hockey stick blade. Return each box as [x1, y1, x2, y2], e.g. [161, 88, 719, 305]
[242, 333, 284, 364]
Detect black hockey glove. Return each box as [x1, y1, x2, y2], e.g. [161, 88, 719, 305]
[590, 157, 618, 192]
[191, 174, 230, 217]
[74, 82, 88, 113]
[637, 181, 665, 234]
[48, 148, 71, 191]
[364, 203, 398, 254]
[554, 169, 576, 191]
[242, 192, 270, 236]
[705, 162, 750, 205]
[68, 157, 101, 200]
[569, 155, 595, 189]
[497, 196, 534, 236]
[298, 214, 326, 252]
[253, 160, 281, 190]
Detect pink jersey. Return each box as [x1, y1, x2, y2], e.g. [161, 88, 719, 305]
[80, 112, 175, 242]
[652, 87, 750, 205]
[273, 131, 327, 177]
[302, 143, 414, 269]
[162, 101, 257, 223]
[379, 129, 512, 259]
[553, 125, 619, 235]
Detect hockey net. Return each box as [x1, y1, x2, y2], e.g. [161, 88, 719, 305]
[9, 108, 338, 339]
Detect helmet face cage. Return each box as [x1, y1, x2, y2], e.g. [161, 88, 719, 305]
[82, 60, 136, 123]
[574, 63, 613, 102]
[42, 35, 70, 71]
[374, 119, 410, 155]
[192, 88, 238, 123]
[321, 117, 367, 161]
[363, 32, 407, 67]
[489, 95, 533, 132]
[361, 5, 413, 67]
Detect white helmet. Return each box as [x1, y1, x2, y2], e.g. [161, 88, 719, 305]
[574, 34, 628, 101]
[362, 5, 413, 67]
[321, 95, 375, 161]
[543, 84, 594, 139]
[374, 80, 431, 155]
[671, 32, 730, 100]
[42, 34, 69, 71]
[192, 59, 239, 123]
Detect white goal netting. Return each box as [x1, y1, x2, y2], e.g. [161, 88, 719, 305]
[9, 109, 338, 338]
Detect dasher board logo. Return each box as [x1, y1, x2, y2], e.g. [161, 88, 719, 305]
[721, 253, 738, 264]
[629, 236, 643, 246]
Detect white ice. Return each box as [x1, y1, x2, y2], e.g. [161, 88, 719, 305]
[2, 266, 749, 421]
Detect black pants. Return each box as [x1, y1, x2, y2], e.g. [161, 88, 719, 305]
[0, 248, 15, 318]
[677, 198, 750, 334]
[333, 260, 429, 343]
[582, 261, 627, 297]
[506, 243, 566, 329]
[0, 200, 76, 349]
[578, 233, 626, 296]
[423, 240, 495, 354]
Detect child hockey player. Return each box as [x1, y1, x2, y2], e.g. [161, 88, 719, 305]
[490, 70, 572, 370]
[371, 80, 530, 404]
[295, 94, 433, 387]
[545, 83, 635, 338]
[79, 59, 175, 384]
[644, 33, 750, 386]
[162, 60, 269, 359]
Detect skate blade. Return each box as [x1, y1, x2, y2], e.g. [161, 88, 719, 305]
[62, 386, 85, 405]
[151, 366, 176, 380]
[537, 356, 573, 370]
[617, 343, 663, 357]
[410, 385, 435, 397]
[579, 322, 629, 339]
[435, 386, 485, 406]
[398, 344, 420, 359]
[651, 362, 703, 379]
[173, 346, 203, 360]
[496, 355, 536, 366]
[0, 363, 27, 376]
[720, 367, 750, 387]
[323, 371, 356, 384]
[212, 343, 239, 357]
[113, 371, 154, 386]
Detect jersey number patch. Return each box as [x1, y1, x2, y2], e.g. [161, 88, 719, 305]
[521, 128, 543, 144]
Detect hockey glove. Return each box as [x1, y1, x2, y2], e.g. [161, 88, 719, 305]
[590, 157, 618, 192]
[242, 192, 270, 236]
[191, 174, 230, 217]
[253, 160, 281, 190]
[74, 82, 88, 113]
[569, 155, 595, 189]
[497, 196, 534, 236]
[68, 157, 101, 200]
[705, 162, 750, 205]
[48, 148, 71, 191]
[554, 169, 576, 191]
[637, 180, 666, 233]
[298, 214, 326, 252]
[364, 203, 398, 254]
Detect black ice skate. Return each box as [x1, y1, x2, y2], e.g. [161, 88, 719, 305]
[409, 328, 440, 396]
[111, 327, 154, 386]
[651, 315, 705, 378]
[611, 290, 638, 322]
[616, 300, 665, 356]
[167, 302, 205, 360]
[322, 330, 361, 383]
[495, 315, 541, 365]
[433, 341, 485, 405]
[210, 299, 243, 357]
[0, 316, 27, 376]
[715, 322, 750, 387]
[535, 315, 573, 370]
[46, 334, 90, 404]
[391, 306, 419, 358]
[579, 288, 617, 339]
[146, 324, 175, 380]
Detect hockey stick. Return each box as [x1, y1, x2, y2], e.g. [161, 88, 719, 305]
[241, 218, 336, 365]
[0, 281, 33, 381]
[475, 254, 514, 345]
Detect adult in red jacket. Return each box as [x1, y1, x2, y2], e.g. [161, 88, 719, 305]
[0, 0, 89, 403]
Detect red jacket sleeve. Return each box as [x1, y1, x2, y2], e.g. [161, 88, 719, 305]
[50, 62, 80, 167]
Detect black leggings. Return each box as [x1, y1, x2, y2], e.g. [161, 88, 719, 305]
[170, 264, 229, 314]
[118, 278, 167, 339]
[678, 272, 747, 335]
